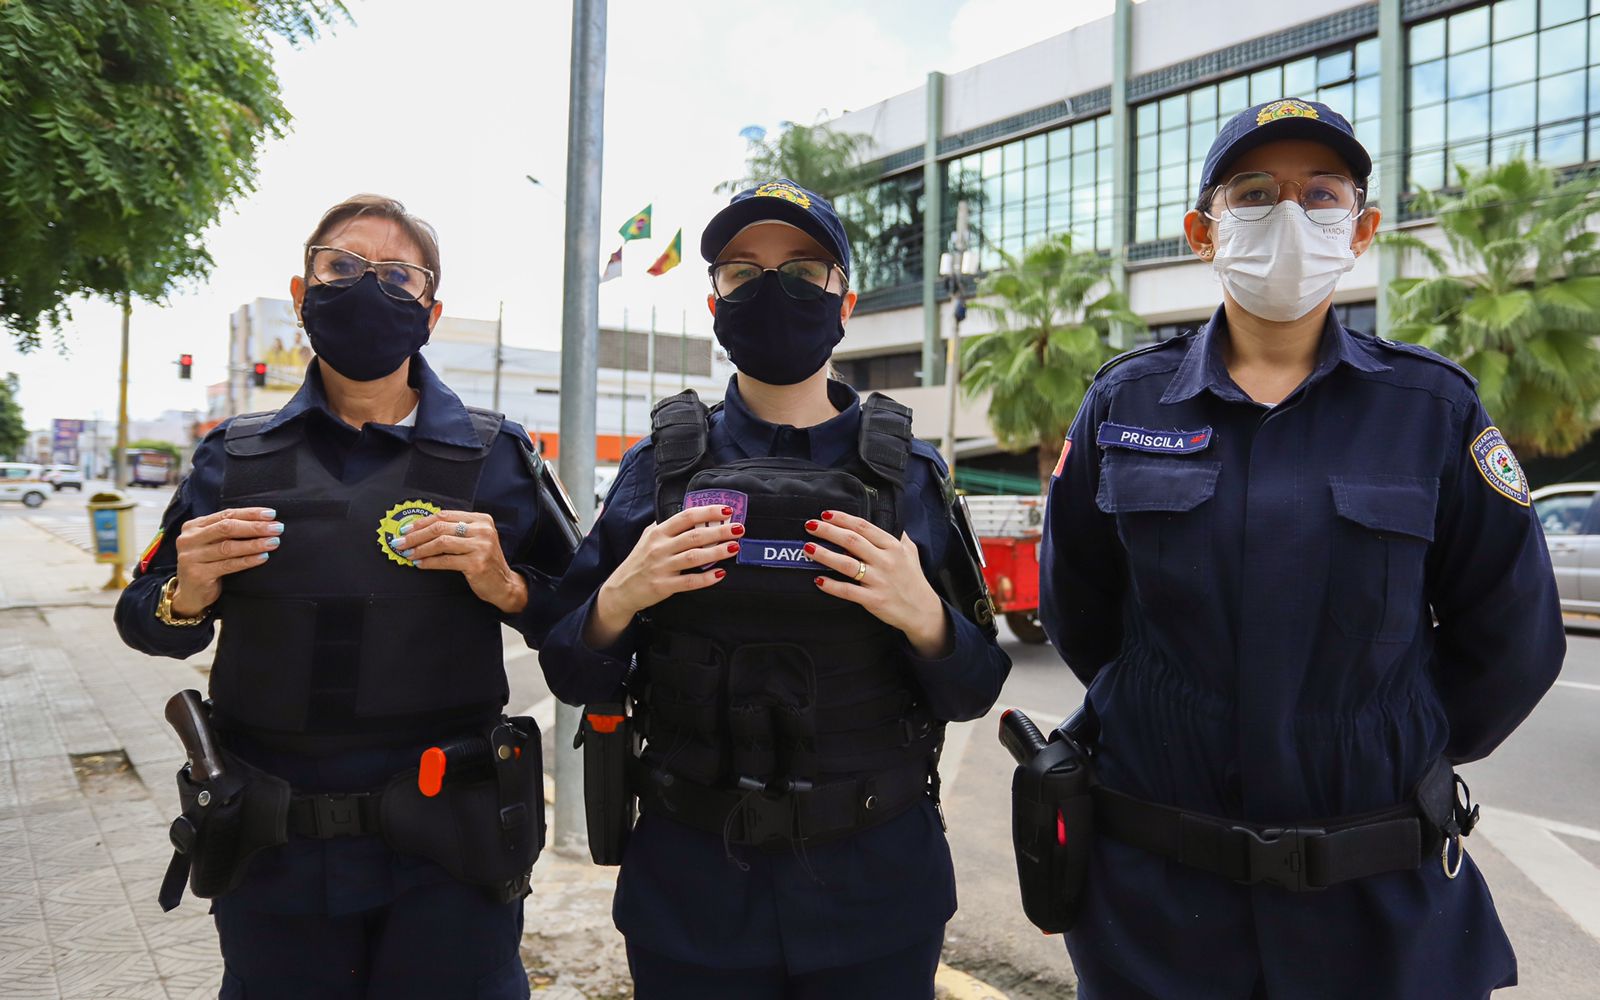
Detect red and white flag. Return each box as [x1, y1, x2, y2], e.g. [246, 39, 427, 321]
[600, 245, 623, 283]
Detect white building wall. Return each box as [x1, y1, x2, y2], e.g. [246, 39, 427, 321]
[1131, 0, 1367, 76]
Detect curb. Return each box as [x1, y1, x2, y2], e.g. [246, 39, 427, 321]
[936, 962, 1010, 1000]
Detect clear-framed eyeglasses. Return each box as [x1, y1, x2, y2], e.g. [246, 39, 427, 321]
[305, 246, 435, 302]
[1205, 172, 1366, 226]
[709, 258, 848, 303]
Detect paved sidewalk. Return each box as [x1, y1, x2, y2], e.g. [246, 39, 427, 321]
[0, 517, 629, 999]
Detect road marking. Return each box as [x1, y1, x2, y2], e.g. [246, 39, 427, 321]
[1475, 809, 1600, 944]
[1554, 680, 1600, 693]
[935, 962, 1009, 999]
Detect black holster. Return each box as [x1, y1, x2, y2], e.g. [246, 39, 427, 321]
[1010, 725, 1096, 934]
[160, 750, 291, 912]
[379, 715, 546, 903]
[578, 702, 637, 866]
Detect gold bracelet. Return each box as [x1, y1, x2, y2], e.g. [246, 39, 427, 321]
[155, 576, 210, 627]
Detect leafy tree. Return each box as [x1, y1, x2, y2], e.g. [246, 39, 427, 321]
[961, 234, 1144, 486]
[0, 0, 348, 350]
[1381, 159, 1600, 457]
[0, 373, 26, 460]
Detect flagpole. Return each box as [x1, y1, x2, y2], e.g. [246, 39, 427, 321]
[681, 309, 688, 390]
[620, 307, 628, 449]
[648, 305, 657, 405]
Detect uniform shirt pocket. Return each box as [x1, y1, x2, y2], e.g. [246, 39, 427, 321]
[1328, 476, 1439, 643]
[1097, 457, 1221, 611]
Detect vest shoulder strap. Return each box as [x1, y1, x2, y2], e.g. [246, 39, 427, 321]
[223, 411, 298, 457]
[463, 406, 506, 448]
[857, 392, 914, 487]
[652, 390, 711, 517]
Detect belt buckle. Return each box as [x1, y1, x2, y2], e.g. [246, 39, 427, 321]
[311, 792, 369, 838]
[1233, 825, 1325, 892]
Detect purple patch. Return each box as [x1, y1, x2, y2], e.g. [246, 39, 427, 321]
[685, 488, 748, 525]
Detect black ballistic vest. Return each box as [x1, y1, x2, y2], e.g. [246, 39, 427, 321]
[639, 390, 940, 790]
[210, 409, 509, 744]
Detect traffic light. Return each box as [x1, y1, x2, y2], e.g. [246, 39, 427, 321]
[252, 362, 267, 387]
[177, 354, 193, 379]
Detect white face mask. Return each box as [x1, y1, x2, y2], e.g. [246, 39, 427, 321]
[1209, 201, 1358, 322]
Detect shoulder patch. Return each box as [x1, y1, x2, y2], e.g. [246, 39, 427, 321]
[1470, 426, 1530, 506]
[1370, 337, 1477, 387]
[1094, 334, 1192, 381]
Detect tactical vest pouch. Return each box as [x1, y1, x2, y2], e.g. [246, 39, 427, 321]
[379, 716, 545, 903]
[1004, 713, 1096, 935]
[579, 703, 637, 866]
[160, 751, 291, 911]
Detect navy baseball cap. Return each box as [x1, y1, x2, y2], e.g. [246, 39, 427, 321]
[1199, 99, 1372, 192]
[700, 179, 852, 278]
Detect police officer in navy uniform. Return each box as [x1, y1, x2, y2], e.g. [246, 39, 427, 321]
[539, 180, 1010, 998]
[115, 194, 575, 999]
[1040, 100, 1565, 999]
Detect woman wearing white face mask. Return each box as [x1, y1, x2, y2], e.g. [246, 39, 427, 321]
[1036, 100, 1563, 999]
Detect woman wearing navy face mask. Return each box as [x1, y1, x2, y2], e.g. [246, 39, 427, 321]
[115, 194, 577, 998]
[539, 180, 1010, 998]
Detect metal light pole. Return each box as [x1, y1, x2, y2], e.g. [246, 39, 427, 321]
[554, 0, 607, 855]
[941, 201, 972, 472]
[492, 300, 504, 412]
[113, 293, 131, 489]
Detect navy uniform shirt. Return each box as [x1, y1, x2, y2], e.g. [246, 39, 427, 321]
[1041, 307, 1564, 999]
[539, 377, 1010, 973]
[115, 355, 569, 915]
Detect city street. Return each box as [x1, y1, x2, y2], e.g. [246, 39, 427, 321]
[2, 494, 1598, 997]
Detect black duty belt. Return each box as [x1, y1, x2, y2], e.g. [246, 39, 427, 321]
[631, 758, 933, 848]
[1094, 759, 1475, 892]
[287, 790, 384, 839]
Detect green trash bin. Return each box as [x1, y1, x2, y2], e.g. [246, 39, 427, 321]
[87, 490, 138, 589]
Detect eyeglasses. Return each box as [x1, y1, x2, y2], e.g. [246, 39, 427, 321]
[305, 246, 435, 301]
[709, 258, 847, 302]
[1206, 172, 1366, 226]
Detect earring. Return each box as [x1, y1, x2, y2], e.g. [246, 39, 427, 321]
[295, 318, 304, 328]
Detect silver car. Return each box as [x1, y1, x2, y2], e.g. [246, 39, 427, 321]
[1532, 482, 1600, 614]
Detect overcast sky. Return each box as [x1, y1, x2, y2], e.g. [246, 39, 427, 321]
[1, 0, 1117, 429]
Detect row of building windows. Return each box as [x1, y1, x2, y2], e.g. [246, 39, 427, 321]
[844, 0, 1595, 294]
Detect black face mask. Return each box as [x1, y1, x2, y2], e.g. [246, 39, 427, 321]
[712, 272, 845, 386]
[301, 272, 433, 382]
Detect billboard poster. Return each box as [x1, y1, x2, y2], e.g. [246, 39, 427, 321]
[51, 418, 83, 465]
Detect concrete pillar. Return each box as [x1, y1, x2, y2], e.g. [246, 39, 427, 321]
[1109, 0, 1135, 349]
[922, 71, 946, 386]
[1376, 0, 1404, 337]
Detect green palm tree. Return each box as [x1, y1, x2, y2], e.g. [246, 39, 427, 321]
[1380, 158, 1600, 457]
[961, 233, 1144, 486]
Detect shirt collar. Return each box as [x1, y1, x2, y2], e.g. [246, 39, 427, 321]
[1160, 305, 1390, 405]
[719, 375, 862, 467]
[261, 354, 482, 447]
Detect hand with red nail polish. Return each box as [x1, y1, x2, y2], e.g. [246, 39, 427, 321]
[803, 508, 951, 658]
[585, 503, 741, 649]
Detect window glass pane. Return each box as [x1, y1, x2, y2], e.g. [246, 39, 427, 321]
[980, 146, 1000, 176]
[1411, 20, 1446, 63]
[1097, 181, 1113, 215]
[1319, 82, 1354, 115]
[1539, 22, 1588, 76]
[1073, 119, 1097, 153]
[1136, 102, 1158, 134]
[1591, 119, 1600, 162]
[1025, 133, 1048, 167]
[1072, 150, 1095, 185]
[1024, 163, 1046, 201]
[1354, 75, 1381, 121]
[1539, 120, 1586, 163]
[1411, 102, 1446, 150]
[1251, 67, 1282, 104]
[1049, 158, 1072, 193]
[1159, 94, 1187, 127]
[1098, 147, 1114, 177]
[1218, 76, 1250, 116]
[1135, 208, 1158, 242]
[1048, 126, 1071, 162]
[1159, 164, 1188, 203]
[1539, 69, 1586, 123]
[1411, 148, 1446, 189]
[1494, 0, 1536, 39]
[1160, 127, 1187, 166]
[1490, 127, 1533, 162]
[1356, 118, 1382, 160]
[1284, 57, 1316, 96]
[1356, 38, 1380, 77]
[1048, 195, 1071, 229]
[1591, 66, 1600, 118]
[1137, 133, 1158, 171]
[1449, 5, 1490, 53]
[1003, 168, 1023, 203]
[1543, 0, 1586, 29]
[1190, 122, 1214, 158]
[1452, 139, 1489, 171]
[1096, 115, 1111, 148]
[1448, 48, 1491, 97]
[1002, 140, 1023, 172]
[1189, 85, 1217, 120]
[1594, 16, 1600, 65]
[1493, 79, 1538, 135]
[1411, 59, 1447, 105]
[1493, 35, 1538, 86]
[1025, 201, 1047, 238]
[1448, 93, 1491, 141]
[1158, 202, 1187, 239]
[1317, 50, 1353, 86]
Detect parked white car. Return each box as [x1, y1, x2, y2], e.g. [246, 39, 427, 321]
[1532, 481, 1600, 614]
[0, 463, 50, 507]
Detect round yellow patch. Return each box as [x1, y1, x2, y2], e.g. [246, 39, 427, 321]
[377, 499, 442, 567]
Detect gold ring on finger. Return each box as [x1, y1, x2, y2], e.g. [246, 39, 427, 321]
[854, 559, 867, 582]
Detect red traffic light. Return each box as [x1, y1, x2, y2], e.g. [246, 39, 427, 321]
[252, 362, 268, 387]
[177, 353, 193, 379]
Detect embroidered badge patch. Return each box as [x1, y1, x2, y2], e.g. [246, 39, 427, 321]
[376, 499, 443, 567]
[1257, 99, 1320, 126]
[1052, 438, 1072, 478]
[754, 181, 812, 209]
[1096, 422, 1213, 454]
[738, 539, 817, 570]
[1470, 427, 1530, 506]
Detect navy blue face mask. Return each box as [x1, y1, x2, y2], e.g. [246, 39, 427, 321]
[301, 272, 432, 382]
[712, 272, 844, 386]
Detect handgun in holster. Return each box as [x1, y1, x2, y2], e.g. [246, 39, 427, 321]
[576, 700, 637, 866]
[999, 704, 1098, 934]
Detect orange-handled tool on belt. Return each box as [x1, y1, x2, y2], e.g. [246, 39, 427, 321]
[417, 736, 491, 797]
